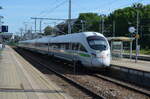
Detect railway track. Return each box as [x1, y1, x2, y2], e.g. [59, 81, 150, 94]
[92, 74, 150, 97]
[15, 47, 150, 99]
[15, 48, 104, 99]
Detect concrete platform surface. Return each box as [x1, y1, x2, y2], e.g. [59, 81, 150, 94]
[111, 58, 150, 72]
[0, 46, 72, 99]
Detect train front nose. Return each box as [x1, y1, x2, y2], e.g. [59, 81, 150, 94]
[92, 51, 111, 67]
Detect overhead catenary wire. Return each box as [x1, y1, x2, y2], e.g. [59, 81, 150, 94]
[39, 0, 68, 18]
[21, 0, 148, 35]
[37, 0, 60, 16]
[21, 0, 67, 31]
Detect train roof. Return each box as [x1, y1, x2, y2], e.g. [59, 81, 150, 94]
[35, 36, 53, 43]
[19, 32, 105, 43]
[19, 35, 54, 43]
[51, 32, 105, 43]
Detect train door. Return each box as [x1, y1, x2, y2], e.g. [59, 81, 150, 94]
[77, 43, 92, 67]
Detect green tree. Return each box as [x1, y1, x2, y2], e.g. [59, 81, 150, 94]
[72, 13, 101, 33]
[55, 3, 150, 49]
[106, 3, 150, 48]
[44, 26, 54, 35]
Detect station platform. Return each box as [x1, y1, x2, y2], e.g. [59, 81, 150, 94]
[123, 53, 150, 61]
[111, 58, 150, 72]
[0, 46, 72, 99]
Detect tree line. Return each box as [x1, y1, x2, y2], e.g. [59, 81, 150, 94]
[44, 3, 150, 49]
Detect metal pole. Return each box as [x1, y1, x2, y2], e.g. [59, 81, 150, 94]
[53, 22, 56, 35]
[30, 26, 32, 33]
[68, 0, 71, 34]
[68, 0, 75, 74]
[121, 42, 123, 58]
[81, 20, 84, 32]
[135, 11, 139, 63]
[31, 17, 67, 33]
[20, 28, 23, 40]
[130, 41, 133, 60]
[35, 18, 37, 33]
[102, 15, 104, 34]
[113, 20, 115, 37]
[39, 19, 42, 33]
[99, 17, 101, 33]
[24, 24, 27, 33]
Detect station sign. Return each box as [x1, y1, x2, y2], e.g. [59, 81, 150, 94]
[0, 25, 8, 32]
[129, 27, 136, 33]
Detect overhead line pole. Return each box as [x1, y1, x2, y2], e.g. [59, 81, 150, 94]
[31, 17, 67, 33]
[39, 19, 42, 33]
[68, 0, 71, 34]
[113, 20, 115, 37]
[23, 22, 28, 33]
[99, 18, 101, 33]
[81, 20, 85, 32]
[25, 24, 27, 33]
[35, 18, 37, 33]
[31, 18, 38, 33]
[102, 16, 104, 34]
[135, 11, 139, 63]
[67, 0, 76, 74]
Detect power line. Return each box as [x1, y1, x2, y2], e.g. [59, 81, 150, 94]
[31, 17, 67, 20]
[22, 0, 67, 29]
[38, 0, 59, 15]
[39, 0, 67, 17]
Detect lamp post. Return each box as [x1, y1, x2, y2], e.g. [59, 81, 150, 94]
[99, 14, 105, 34]
[135, 11, 139, 63]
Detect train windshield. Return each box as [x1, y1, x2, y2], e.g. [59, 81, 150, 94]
[87, 36, 108, 51]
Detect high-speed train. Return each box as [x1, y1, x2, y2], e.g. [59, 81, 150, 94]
[18, 32, 111, 68]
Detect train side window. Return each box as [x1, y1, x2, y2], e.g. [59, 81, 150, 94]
[41, 43, 44, 47]
[75, 43, 80, 50]
[69, 43, 72, 50]
[65, 43, 69, 50]
[53, 43, 57, 49]
[72, 43, 79, 51]
[79, 44, 87, 52]
[45, 43, 48, 46]
[57, 43, 59, 49]
[60, 43, 65, 49]
[66, 43, 72, 50]
[48, 43, 51, 47]
[57, 43, 61, 49]
[72, 43, 76, 50]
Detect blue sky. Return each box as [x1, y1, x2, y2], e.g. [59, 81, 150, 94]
[0, 0, 150, 34]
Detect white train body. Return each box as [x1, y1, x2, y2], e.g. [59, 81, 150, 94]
[18, 32, 111, 68]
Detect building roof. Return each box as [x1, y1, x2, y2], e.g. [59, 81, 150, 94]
[107, 37, 135, 42]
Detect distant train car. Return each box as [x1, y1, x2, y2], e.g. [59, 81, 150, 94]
[18, 32, 111, 68]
